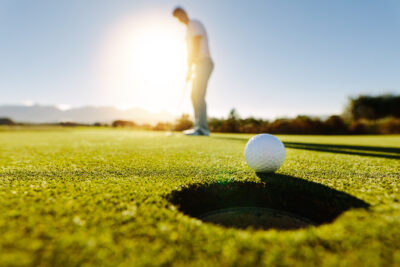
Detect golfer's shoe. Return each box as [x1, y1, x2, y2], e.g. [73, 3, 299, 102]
[183, 128, 210, 136]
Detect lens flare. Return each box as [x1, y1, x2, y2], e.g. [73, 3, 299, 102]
[96, 13, 187, 114]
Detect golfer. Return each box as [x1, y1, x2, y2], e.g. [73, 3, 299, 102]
[173, 7, 214, 136]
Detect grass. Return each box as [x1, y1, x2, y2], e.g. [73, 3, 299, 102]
[0, 127, 399, 266]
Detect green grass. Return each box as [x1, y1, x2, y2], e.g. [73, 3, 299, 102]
[0, 128, 399, 266]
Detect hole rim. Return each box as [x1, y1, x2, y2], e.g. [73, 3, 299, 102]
[168, 174, 369, 231]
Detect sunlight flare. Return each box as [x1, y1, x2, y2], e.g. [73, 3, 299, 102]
[97, 13, 187, 114]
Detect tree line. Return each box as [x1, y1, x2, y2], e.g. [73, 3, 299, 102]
[150, 94, 400, 134]
[1, 94, 399, 134]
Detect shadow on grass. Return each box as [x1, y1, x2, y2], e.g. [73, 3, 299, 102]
[169, 173, 369, 230]
[284, 142, 400, 159]
[211, 135, 400, 159]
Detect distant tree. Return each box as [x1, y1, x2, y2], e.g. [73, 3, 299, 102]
[221, 108, 240, 132]
[347, 94, 400, 120]
[0, 118, 15, 125]
[238, 117, 265, 133]
[112, 120, 136, 127]
[173, 114, 193, 131]
[325, 115, 348, 134]
[208, 118, 225, 132]
[292, 116, 325, 134]
[60, 122, 81, 127]
[268, 118, 292, 134]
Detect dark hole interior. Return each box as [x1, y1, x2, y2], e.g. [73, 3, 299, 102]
[168, 174, 369, 230]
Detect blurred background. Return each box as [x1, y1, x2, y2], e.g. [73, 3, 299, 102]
[0, 0, 399, 134]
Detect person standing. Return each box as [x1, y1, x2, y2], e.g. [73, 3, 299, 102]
[173, 7, 214, 136]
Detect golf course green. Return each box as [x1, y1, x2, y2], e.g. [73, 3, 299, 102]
[0, 128, 399, 266]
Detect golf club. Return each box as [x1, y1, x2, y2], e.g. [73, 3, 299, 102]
[177, 79, 190, 116]
[166, 80, 191, 137]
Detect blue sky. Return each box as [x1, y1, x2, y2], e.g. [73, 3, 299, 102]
[1, 0, 399, 118]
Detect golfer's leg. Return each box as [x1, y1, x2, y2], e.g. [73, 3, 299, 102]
[191, 83, 200, 129]
[192, 60, 213, 134]
[197, 95, 209, 133]
[191, 86, 207, 133]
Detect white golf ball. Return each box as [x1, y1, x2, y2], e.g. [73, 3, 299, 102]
[244, 134, 285, 173]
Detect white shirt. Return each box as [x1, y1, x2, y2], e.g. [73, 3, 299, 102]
[186, 19, 211, 60]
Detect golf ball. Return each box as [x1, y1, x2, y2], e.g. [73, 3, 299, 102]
[244, 134, 285, 173]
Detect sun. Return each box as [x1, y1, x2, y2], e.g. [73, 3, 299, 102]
[97, 14, 188, 114]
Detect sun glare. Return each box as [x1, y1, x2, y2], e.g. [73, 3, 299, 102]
[97, 14, 188, 115]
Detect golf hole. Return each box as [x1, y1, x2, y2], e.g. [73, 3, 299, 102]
[169, 174, 369, 231]
[198, 207, 317, 230]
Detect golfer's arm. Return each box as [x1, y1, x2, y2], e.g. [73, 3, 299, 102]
[188, 36, 202, 67]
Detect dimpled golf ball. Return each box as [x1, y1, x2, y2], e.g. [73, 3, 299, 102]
[244, 134, 285, 173]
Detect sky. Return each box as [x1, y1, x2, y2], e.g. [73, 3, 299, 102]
[1, 0, 400, 119]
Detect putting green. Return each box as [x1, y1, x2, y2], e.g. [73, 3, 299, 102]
[0, 127, 399, 266]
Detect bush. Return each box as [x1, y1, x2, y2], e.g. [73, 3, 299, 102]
[377, 117, 400, 134]
[112, 120, 136, 127]
[325, 115, 348, 134]
[93, 122, 108, 127]
[153, 122, 172, 131]
[173, 114, 193, 131]
[60, 122, 81, 127]
[238, 117, 266, 133]
[209, 118, 225, 132]
[0, 118, 15, 125]
[349, 121, 368, 134]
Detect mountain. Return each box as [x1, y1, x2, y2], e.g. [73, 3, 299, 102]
[0, 105, 174, 124]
